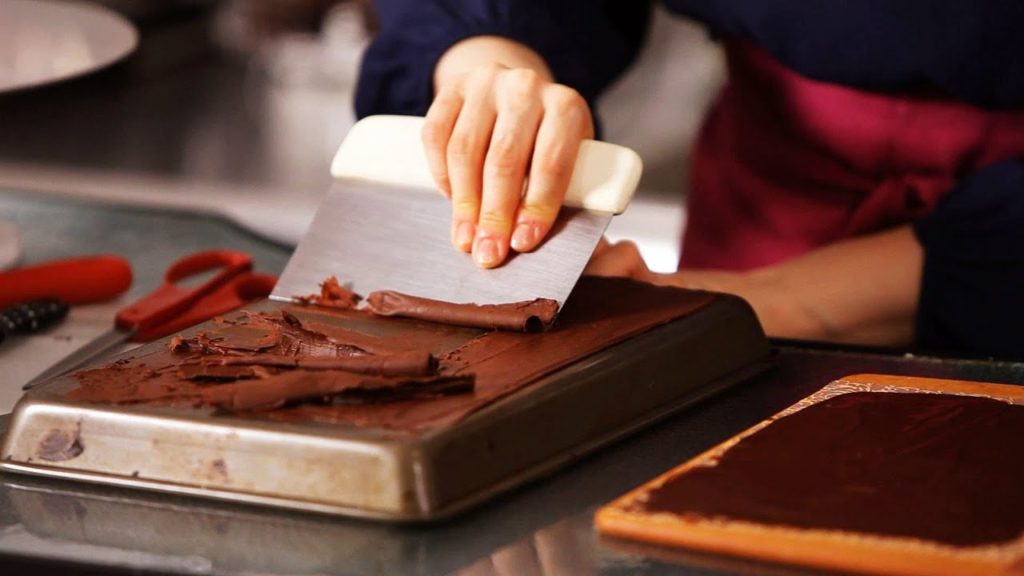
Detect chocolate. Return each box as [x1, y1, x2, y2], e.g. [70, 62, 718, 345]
[177, 363, 264, 381]
[200, 370, 473, 412]
[36, 426, 84, 462]
[70, 277, 716, 431]
[366, 291, 559, 332]
[635, 392, 1024, 548]
[294, 276, 361, 309]
[208, 350, 436, 377]
[330, 375, 474, 403]
[175, 311, 374, 358]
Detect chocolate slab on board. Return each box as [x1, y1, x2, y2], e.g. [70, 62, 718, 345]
[596, 374, 1024, 576]
[1, 276, 771, 521]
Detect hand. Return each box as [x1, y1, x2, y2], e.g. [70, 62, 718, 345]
[425, 38, 594, 268]
[591, 226, 922, 347]
[584, 239, 654, 283]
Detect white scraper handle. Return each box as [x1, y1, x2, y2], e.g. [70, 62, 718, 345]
[331, 115, 641, 214]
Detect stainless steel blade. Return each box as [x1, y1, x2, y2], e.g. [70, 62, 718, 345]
[271, 180, 610, 308]
[22, 327, 132, 390]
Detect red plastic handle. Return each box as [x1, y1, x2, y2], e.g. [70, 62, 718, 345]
[131, 272, 277, 341]
[115, 250, 253, 333]
[0, 254, 133, 309]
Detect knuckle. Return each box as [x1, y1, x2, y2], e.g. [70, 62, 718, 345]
[452, 198, 479, 215]
[545, 85, 586, 112]
[519, 202, 558, 222]
[486, 135, 522, 175]
[615, 241, 642, 259]
[505, 68, 542, 94]
[447, 132, 478, 162]
[534, 153, 569, 179]
[498, 75, 542, 114]
[467, 64, 501, 89]
[477, 211, 513, 232]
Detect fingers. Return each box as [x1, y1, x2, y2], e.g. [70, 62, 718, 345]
[591, 237, 611, 259]
[474, 69, 544, 267]
[423, 85, 463, 198]
[512, 85, 593, 254]
[584, 239, 652, 281]
[447, 67, 500, 253]
[427, 64, 593, 268]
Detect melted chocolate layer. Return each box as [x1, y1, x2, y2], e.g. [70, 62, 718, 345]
[637, 392, 1024, 547]
[201, 371, 474, 411]
[207, 350, 435, 376]
[70, 277, 715, 431]
[366, 291, 558, 332]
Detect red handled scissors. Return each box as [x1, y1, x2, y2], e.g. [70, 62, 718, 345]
[24, 250, 276, 389]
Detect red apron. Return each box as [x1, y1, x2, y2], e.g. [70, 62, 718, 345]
[681, 41, 1024, 271]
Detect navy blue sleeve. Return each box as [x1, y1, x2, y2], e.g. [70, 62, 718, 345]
[355, 0, 651, 118]
[666, 0, 1024, 109]
[913, 159, 1024, 360]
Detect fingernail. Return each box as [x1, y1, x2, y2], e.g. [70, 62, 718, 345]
[453, 221, 475, 251]
[510, 222, 539, 252]
[473, 236, 500, 268]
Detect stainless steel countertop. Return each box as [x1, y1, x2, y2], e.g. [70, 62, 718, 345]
[2, 189, 1022, 576]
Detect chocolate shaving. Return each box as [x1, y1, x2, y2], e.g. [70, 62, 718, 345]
[168, 335, 189, 352]
[177, 363, 263, 381]
[294, 276, 361, 309]
[366, 291, 559, 332]
[210, 350, 436, 377]
[331, 375, 474, 404]
[201, 370, 474, 412]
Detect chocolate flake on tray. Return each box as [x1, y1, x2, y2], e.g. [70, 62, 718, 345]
[294, 276, 362, 309]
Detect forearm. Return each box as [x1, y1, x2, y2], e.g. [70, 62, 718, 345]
[656, 226, 923, 345]
[434, 36, 552, 89]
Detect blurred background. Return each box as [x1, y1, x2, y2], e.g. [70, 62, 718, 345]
[0, 0, 724, 271]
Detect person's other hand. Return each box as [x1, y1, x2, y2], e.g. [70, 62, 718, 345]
[425, 38, 594, 269]
[584, 239, 654, 283]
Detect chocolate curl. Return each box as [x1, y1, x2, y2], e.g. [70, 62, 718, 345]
[209, 350, 436, 377]
[201, 371, 474, 412]
[365, 291, 559, 332]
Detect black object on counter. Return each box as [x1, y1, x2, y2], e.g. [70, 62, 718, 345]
[0, 299, 69, 344]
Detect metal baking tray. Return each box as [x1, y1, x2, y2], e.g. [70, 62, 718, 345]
[1, 295, 771, 521]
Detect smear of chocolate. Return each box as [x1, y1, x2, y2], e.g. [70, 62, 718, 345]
[37, 427, 84, 462]
[172, 311, 367, 358]
[366, 291, 559, 332]
[635, 392, 1024, 548]
[294, 276, 361, 309]
[330, 375, 474, 404]
[177, 363, 264, 381]
[209, 350, 435, 377]
[201, 370, 474, 412]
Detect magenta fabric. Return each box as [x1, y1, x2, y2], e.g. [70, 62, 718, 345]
[681, 41, 1024, 271]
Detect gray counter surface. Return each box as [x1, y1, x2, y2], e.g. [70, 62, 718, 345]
[1, 189, 1021, 576]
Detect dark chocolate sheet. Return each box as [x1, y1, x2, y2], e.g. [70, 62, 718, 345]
[635, 391, 1024, 548]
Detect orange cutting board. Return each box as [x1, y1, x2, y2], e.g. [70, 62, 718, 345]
[596, 374, 1024, 576]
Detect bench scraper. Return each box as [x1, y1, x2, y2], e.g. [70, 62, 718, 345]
[271, 115, 642, 308]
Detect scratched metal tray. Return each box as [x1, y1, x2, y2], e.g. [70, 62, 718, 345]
[0, 295, 771, 522]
